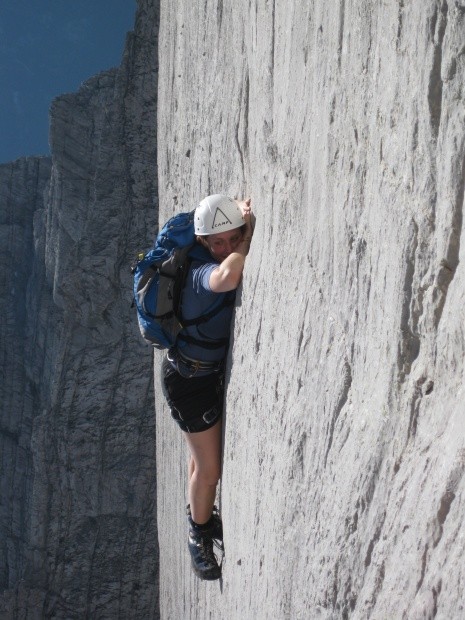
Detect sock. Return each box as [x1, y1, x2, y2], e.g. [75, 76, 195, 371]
[191, 515, 214, 532]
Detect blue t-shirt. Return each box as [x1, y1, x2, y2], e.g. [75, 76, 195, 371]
[176, 244, 235, 362]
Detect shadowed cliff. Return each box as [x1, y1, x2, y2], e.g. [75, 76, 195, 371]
[155, 1, 465, 618]
[0, 0, 159, 617]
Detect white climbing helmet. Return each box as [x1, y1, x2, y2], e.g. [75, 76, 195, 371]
[195, 194, 244, 236]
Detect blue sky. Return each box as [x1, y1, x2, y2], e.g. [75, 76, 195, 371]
[0, 1, 137, 163]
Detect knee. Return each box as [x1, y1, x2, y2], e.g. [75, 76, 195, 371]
[193, 464, 221, 487]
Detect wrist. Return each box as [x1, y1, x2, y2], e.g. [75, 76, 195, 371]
[235, 238, 251, 258]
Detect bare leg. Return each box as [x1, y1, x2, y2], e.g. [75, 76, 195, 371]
[184, 419, 222, 524]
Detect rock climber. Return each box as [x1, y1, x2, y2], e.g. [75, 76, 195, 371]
[161, 194, 254, 580]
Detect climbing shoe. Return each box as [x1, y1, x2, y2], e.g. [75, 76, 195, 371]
[186, 504, 223, 542]
[188, 516, 221, 580]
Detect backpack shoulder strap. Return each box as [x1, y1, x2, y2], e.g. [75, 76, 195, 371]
[181, 294, 235, 327]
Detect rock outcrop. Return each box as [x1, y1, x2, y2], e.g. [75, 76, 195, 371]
[0, 1, 159, 617]
[156, 1, 465, 618]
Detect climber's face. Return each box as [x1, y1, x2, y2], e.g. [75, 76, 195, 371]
[201, 227, 244, 262]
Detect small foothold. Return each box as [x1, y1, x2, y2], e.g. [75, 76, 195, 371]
[237, 559, 242, 566]
[425, 381, 434, 395]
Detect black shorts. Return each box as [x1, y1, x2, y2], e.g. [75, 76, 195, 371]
[161, 356, 224, 433]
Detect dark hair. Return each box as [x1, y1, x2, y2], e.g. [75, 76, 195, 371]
[197, 224, 246, 242]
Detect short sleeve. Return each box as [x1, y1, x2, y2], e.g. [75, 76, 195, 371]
[191, 263, 218, 294]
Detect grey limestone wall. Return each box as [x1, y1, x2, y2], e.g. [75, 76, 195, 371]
[156, 1, 465, 618]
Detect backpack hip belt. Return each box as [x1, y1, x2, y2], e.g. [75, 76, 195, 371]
[168, 348, 224, 373]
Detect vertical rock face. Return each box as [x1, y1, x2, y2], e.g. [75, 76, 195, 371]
[156, 1, 465, 618]
[0, 0, 159, 617]
[0, 156, 52, 593]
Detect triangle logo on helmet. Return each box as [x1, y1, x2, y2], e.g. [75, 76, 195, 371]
[212, 207, 233, 229]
